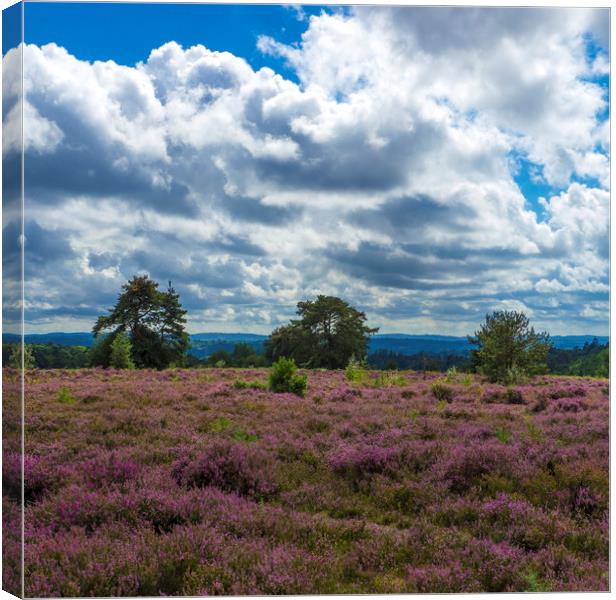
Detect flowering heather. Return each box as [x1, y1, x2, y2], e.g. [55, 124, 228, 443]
[2, 367, 609, 595]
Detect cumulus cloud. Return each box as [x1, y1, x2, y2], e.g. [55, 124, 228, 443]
[5, 6, 609, 335]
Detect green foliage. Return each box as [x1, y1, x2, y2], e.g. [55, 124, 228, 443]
[368, 349, 469, 372]
[494, 427, 512, 443]
[268, 357, 308, 396]
[232, 428, 258, 442]
[547, 339, 608, 377]
[345, 356, 368, 383]
[205, 344, 266, 368]
[568, 346, 608, 378]
[8, 343, 35, 370]
[265, 295, 378, 369]
[232, 343, 267, 368]
[88, 334, 115, 368]
[56, 386, 76, 404]
[205, 350, 231, 367]
[523, 415, 543, 442]
[92, 275, 188, 369]
[232, 379, 267, 390]
[461, 374, 473, 387]
[206, 416, 231, 433]
[444, 366, 458, 382]
[468, 311, 551, 384]
[503, 365, 528, 386]
[431, 381, 454, 403]
[109, 332, 135, 369]
[373, 371, 407, 387]
[522, 569, 551, 592]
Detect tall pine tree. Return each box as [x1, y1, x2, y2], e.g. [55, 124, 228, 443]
[92, 275, 189, 369]
[159, 281, 189, 366]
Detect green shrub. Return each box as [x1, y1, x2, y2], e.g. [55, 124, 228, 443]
[56, 387, 76, 404]
[373, 372, 407, 387]
[444, 366, 458, 382]
[494, 427, 512, 443]
[206, 416, 231, 433]
[232, 428, 258, 442]
[523, 415, 543, 442]
[504, 365, 528, 386]
[268, 357, 307, 396]
[345, 356, 368, 384]
[232, 379, 267, 390]
[461, 373, 473, 386]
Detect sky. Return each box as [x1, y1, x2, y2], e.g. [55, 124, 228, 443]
[2, 3, 610, 335]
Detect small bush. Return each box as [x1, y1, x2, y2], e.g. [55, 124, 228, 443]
[56, 387, 76, 404]
[494, 427, 512, 443]
[503, 365, 528, 386]
[431, 381, 454, 403]
[522, 415, 543, 442]
[205, 416, 231, 433]
[373, 372, 407, 387]
[444, 366, 458, 382]
[268, 357, 307, 396]
[232, 379, 266, 390]
[232, 428, 258, 442]
[345, 356, 368, 384]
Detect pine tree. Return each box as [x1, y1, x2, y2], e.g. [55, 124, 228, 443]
[468, 311, 551, 384]
[9, 343, 35, 370]
[159, 281, 189, 366]
[265, 295, 379, 369]
[109, 331, 135, 369]
[92, 275, 189, 369]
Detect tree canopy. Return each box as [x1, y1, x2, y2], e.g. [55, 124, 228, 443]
[92, 275, 188, 369]
[468, 310, 551, 383]
[265, 295, 378, 369]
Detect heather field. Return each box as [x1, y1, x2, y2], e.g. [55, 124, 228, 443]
[2, 367, 609, 595]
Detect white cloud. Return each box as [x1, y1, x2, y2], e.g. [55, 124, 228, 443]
[4, 6, 609, 335]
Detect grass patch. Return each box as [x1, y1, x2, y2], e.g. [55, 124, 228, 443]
[56, 387, 76, 404]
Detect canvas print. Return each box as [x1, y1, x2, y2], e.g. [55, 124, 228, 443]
[2, 2, 610, 596]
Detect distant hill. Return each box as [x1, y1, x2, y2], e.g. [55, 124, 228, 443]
[4, 331, 608, 359]
[3, 332, 94, 347]
[190, 333, 267, 342]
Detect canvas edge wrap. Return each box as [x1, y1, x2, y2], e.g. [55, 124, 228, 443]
[2, 1, 25, 597]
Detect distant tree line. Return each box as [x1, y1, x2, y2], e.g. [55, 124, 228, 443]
[204, 343, 268, 368]
[3, 275, 608, 382]
[368, 350, 472, 372]
[2, 343, 89, 369]
[5, 338, 608, 380]
[547, 339, 609, 378]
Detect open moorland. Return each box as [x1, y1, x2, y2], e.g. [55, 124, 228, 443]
[2, 368, 609, 595]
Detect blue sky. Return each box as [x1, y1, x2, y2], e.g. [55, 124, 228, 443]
[25, 2, 330, 81]
[3, 4, 610, 335]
